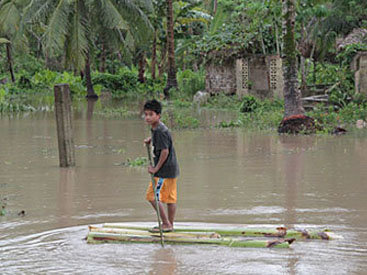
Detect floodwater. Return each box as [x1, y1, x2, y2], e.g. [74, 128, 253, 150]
[0, 105, 367, 274]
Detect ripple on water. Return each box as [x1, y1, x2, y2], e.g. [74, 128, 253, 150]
[0, 223, 367, 274]
[208, 206, 286, 215]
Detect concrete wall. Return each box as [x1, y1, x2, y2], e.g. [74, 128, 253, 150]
[206, 55, 284, 99]
[353, 52, 367, 95]
[205, 63, 236, 95]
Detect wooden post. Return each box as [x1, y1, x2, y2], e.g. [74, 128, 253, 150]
[54, 84, 75, 167]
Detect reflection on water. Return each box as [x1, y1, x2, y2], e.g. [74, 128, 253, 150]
[149, 248, 177, 275]
[1, 105, 367, 274]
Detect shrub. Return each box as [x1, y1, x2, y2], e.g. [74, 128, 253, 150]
[240, 95, 260, 113]
[177, 69, 205, 97]
[161, 108, 199, 129]
[206, 93, 242, 109]
[91, 67, 138, 91]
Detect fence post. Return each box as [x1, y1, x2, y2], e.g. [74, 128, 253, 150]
[54, 84, 75, 167]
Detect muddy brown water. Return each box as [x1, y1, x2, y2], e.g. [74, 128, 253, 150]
[0, 110, 367, 274]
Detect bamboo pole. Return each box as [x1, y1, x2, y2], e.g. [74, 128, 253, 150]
[146, 144, 164, 247]
[103, 223, 341, 240]
[87, 231, 294, 248]
[89, 226, 221, 239]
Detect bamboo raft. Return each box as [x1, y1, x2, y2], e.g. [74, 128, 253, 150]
[102, 223, 340, 240]
[86, 223, 342, 248]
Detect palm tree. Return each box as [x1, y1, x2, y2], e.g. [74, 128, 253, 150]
[24, 0, 153, 98]
[1, 37, 15, 82]
[164, 0, 178, 98]
[0, 0, 29, 83]
[282, 0, 304, 117]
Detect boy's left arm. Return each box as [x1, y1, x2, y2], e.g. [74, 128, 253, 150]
[148, 149, 169, 174]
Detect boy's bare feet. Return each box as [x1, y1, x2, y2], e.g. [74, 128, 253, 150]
[149, 224, 173, 233]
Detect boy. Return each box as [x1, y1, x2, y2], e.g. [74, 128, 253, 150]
[143, 99, 179, 232]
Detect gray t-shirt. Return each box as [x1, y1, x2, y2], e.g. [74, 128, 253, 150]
[151, 122, 179, 178]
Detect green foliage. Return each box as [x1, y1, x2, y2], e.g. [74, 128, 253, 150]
[91, 70, 137, 91]
[239, 99, 284, 130]
[0, 196, 6, 216]
[336, 43, 367, 67]
[24, 0, 153, 71]
[161, 108, 199, 129]
[307, 63, 342, 85]
[206, 93, 242, 109]
[172, 98, 192, 108]
[139, 77, 165, 98]
[94, 106, 139, 118]
[0, 100, 35, 113]
[91, 68, 165, 99]
[217, 119, 242, 128]
[177, 69, 205, 97]
[308, 102, 367, 132]
[124, 157, 148, 167]
[0, 85, 36, 112]
[193, 0, 281, 60]
[240, 95, 260, 113]
[32, 70, 86, 95]
[14, 54, 45, 75]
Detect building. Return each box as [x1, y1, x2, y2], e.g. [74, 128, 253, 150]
[205, 55, 284, 99]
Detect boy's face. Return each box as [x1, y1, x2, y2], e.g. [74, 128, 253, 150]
[144, 110, 160, 126]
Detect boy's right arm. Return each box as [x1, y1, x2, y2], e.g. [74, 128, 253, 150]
[144, 137, 151, 144]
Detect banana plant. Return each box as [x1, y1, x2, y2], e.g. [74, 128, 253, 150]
[23, 0, 153, 98]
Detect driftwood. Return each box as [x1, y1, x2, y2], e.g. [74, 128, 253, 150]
[301, 82, 342, 111]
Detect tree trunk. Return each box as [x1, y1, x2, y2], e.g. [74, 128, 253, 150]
[151, 32, 157, 80]
[281, 0, 303, 117]
[260, 27, 266, 55]
[165, 0, 178, 98]
[305, 41, 316, 81]
[138, 51, 146, 83]
[6, 43, 15, 83]
[100, 43, 106, 73]
[45, 50, 50, 70]
[300, 56, 307, 94]
[85, 52, 98, 99]
[212, 0, 218, 15]
[274, 19, 280, 55]
[313, 60, 317, 85]
[158, 45, 167, 78]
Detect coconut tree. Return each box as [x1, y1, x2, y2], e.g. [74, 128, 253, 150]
[296, 1, 331, 90]
[1, 37, 15, 82]
[0, 0, 29, 83]
[24, 0, 153, 98]
[164, 0, 177, 98]
[174, 1, 212, 71]
[281, 0, 304, 118]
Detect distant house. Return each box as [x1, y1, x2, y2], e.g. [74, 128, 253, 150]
[336, 28, 367, 51]
[205, 54, 284, 99]
[337, 28, 367, 95]
[352, 52, 367, 95]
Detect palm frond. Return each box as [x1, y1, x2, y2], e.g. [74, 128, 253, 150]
[97, 0, 129, 30]
[23, 0, 56, 24]
[44, 0, 71, 56]
[0, 1, 21, 35]
[0, 37, 10, 44]
[115, 0, 153, 40]
[209, 4, 227, 35]
[135, 0, 153, 13]
[67, 2, 89, 70]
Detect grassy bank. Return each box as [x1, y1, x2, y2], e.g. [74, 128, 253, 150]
[1, 66, 367, 134]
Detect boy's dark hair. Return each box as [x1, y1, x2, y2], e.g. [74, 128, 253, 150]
[144, 99, 162, 114]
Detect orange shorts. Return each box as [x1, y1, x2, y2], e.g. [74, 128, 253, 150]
[146, 177, 177, 204]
